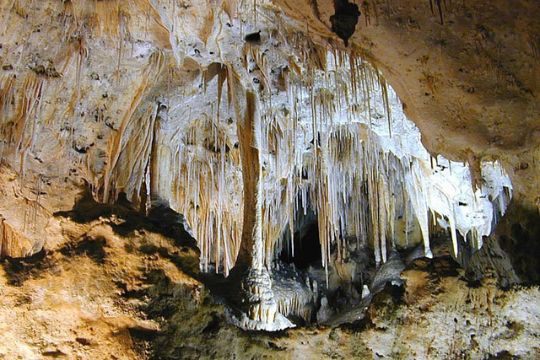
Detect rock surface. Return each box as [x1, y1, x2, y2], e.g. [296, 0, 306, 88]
[0, 196, 538, 359]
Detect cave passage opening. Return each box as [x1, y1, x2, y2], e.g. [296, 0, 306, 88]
[279, 198, 323, 270]
[290, 220, 322, 269]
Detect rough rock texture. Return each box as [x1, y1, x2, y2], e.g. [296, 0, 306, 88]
[0, 195, 538, 359]
[0, 218, 35, 257]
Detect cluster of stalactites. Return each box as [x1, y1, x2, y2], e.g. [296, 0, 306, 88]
[252, 48, 511, 277]
[166, 42, 512, 278]
[252, 51, 411, 273]
[269, 124, 511, 282]
[278, 126, 417, 283]
[171, 113, 244, 276]
[0, 73, 44, 177]
[252, 49, 396, 266]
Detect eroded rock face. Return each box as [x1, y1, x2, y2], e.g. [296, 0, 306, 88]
[0, 167, 67, 258]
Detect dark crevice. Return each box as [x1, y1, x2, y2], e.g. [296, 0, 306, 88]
[244, 31, 261, 43]
[330, 0, 361, 47]
[279, 214, 322, 269]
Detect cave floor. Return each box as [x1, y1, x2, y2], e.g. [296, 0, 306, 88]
[0, 211, 538, 360]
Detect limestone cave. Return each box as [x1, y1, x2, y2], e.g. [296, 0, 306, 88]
[0, 0, 539, 359]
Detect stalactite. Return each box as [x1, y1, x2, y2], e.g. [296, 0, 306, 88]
[42, 3, 510, 288]
[10, 74, 43, 178]
[101, 51, 164, 203]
